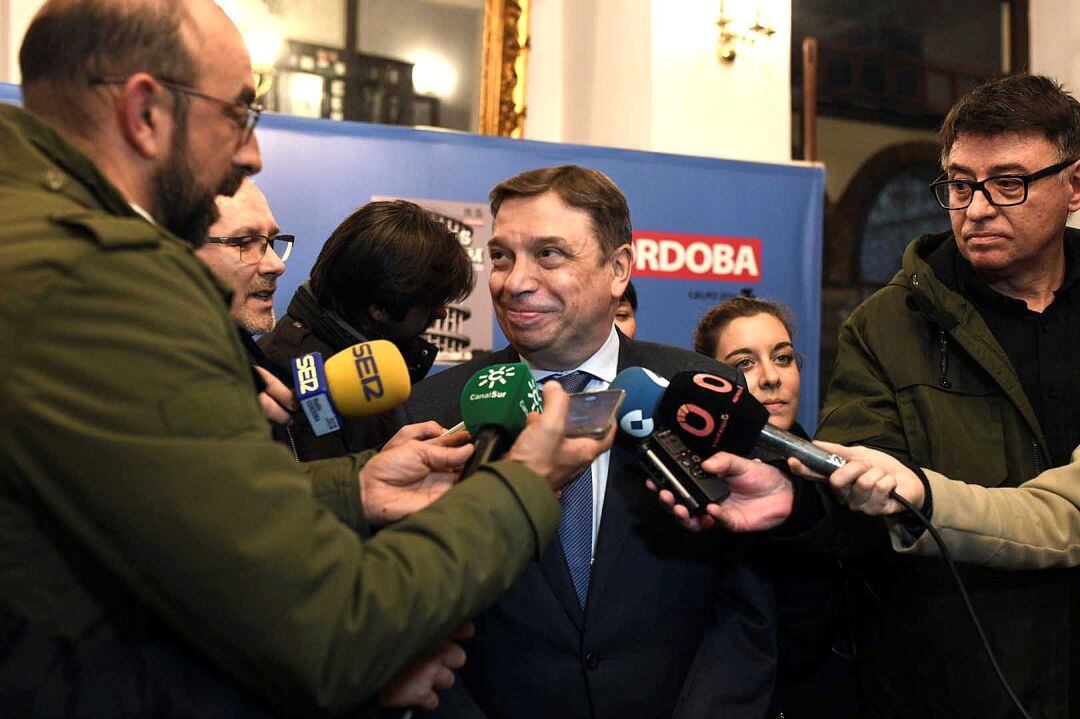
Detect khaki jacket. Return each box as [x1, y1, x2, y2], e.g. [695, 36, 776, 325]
[811, 230, 1077, 717]
[892, 446, 1080, 568]
[0, 104, 560, 715]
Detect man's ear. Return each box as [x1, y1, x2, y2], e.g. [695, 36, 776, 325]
[1067, 159, 1080, 214]
[116, 73, 171, 160]
[609, 242, 633, 296]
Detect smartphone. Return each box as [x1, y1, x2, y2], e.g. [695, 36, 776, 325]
[565, 389, 625, 438]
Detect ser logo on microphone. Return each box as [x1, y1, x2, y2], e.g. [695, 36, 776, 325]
[294, 354, 321, 394]
[351, 343, 385, 401]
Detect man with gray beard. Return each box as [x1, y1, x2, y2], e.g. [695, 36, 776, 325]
[197, 179, 290, 336]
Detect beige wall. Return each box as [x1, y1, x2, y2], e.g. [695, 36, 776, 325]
[1031, 0, 1080, 90]
[526, 0, 792, 164]
[1, 0, 42, 85]
[817, 116, 938, 202]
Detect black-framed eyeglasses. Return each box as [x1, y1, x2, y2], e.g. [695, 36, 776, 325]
[929, 158, 1076, 210]
[205, 234, 294, 264]
[90, 75, 262, 145]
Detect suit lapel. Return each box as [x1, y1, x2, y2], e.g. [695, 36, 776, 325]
[537, 535, 585, 630]
[583, 333, 637, 618]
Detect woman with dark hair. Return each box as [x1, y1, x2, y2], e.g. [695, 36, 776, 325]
[260, 200, 474, 458]
[695, 296, 859, 719]
[695, 296, 800, 431]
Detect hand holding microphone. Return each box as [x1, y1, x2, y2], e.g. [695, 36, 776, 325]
[288, 340, 469, 524]
[507, 382, 615, 492]
[610, 366, 733, 515]
[458, 363, 543, 478]
[658, 370, 846, 477]
[788, 441, 925, 516]
[456, 363, 614, 490]
[254, 366, 299, 425]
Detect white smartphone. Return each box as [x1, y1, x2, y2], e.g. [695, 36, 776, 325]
[565, 389, 625, 438]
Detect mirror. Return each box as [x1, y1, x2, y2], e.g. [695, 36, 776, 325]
[219, 0, 527, 136]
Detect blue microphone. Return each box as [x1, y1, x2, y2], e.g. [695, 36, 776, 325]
[610, 366, 668, 439]
[611, 367, 731, 513]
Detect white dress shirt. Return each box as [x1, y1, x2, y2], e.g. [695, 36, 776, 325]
[526, 324, 620, 553]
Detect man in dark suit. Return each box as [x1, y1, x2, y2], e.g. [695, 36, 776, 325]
[408, 165, 777, 719]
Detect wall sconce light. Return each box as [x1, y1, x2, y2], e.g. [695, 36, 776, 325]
[215, 1, 284, 98]
[716, 0, 776, 64]
[244, 29, 285, 98]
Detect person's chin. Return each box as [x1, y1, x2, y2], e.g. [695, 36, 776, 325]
[500, 322, 554, 354]
[239, 306, 275, 334]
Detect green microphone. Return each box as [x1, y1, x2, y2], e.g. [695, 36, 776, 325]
[459, 363, 543, 477]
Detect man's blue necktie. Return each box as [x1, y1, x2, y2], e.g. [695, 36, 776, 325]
[546, 371, 594, 608]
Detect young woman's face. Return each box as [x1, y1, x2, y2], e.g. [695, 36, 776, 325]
[713, 313, 801, 431]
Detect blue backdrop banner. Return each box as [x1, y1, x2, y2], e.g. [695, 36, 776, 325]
[1, 83, 825, 430]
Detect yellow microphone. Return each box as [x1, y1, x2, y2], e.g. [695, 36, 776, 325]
[291, 339, 411, 435]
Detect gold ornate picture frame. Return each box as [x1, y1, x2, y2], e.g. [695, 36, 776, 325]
[479, 0, 529, 138]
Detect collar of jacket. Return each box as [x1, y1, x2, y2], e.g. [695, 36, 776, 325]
[0, 105, 234, 309]
[285, 282, 438, 383]
[895, 227, 1080, 322]
[2, 104, 140, 218]
[889, 227, 1070, 464]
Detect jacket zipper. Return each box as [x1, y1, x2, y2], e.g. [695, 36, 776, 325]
[286, 425, 300, 462]
[1032, 437, 1044, 476]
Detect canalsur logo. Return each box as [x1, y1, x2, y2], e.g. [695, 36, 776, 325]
[526, 383, 543, 413]
[478, 366, 516, 388]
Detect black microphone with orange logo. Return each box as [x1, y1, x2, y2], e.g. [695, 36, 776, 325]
[658, 370, 847, 477]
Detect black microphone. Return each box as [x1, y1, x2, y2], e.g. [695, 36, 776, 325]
[658, 371, 846, 476]
[610, 367, 731, 514]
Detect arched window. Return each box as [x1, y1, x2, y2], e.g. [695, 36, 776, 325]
[857, 161, 945, 289]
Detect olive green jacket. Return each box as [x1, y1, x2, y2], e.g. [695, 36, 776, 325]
[0, 104, 560, 715]
[812, 229, 1076, 718]
[819, 229, 1053, 488]
[891, 445, 1080, 568]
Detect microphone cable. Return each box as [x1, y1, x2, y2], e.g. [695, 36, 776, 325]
[885, 489, 1031, 719]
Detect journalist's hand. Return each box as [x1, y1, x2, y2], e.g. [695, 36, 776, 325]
[254, 366, 299, 425]
[384, 421, 454, 451]
[506, 383, 615, 492]
[378, 624, 474, 710]
[788, 441, 924, 515]
[649, 453, 794, 532]
[359, 440, 475, 525]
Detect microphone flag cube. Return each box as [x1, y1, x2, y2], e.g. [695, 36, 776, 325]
[610, 366, 669, 439]
[658, 371, 770, 457]
[459, 363, 543, 437]
[291, 351, 343, 436]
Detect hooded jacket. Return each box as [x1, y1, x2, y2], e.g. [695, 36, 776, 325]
[812, 228, 1078, 718]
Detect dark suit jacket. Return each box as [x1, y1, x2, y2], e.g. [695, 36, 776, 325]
[407, 332, 778, 719]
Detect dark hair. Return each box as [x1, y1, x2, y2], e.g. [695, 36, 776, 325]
[19, 0, 198, 131]
[620, 280, 638, 311]
[939, 74, 1080, 167]
[310, 200, 475, 323]
[694, 297, 795, 358]
[489, 165, 632, 259]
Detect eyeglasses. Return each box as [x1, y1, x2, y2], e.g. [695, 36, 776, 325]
[90, 75, 262, 146]
[205, 234, 294, 264]
[929, 158, 1076, 210]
